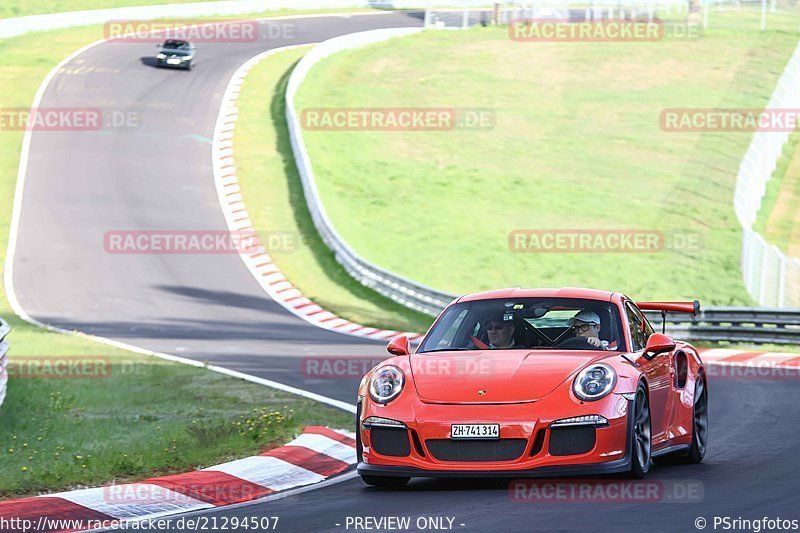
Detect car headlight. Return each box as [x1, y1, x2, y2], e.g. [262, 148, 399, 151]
[156, 53, 166, 59]
[369, 365, 404, 403]
[573, 363, 616, 401]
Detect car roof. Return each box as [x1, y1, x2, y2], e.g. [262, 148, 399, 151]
[458, 287, 619, 303]
[163, 39, 190, 47]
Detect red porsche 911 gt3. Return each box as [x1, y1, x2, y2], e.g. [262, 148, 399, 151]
[356, 288, 708, 487]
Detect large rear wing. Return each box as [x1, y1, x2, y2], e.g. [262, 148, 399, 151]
[637, 300, 700, 334]
[637, 300, 700, 316]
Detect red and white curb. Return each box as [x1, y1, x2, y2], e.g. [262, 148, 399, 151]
[211, 46, 424, 344]
[0, 427, 355, 533]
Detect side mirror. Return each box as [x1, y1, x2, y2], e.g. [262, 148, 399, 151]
[642, 332, 676, 360]
[387, 335, 411, 356]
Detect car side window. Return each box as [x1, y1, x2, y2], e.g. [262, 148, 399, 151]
[625, 302, 651, 351]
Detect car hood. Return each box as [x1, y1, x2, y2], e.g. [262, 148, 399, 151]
[409, 350, 608, 403]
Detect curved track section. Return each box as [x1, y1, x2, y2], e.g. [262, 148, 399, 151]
[153, 378, 800, 532]
[10, 12, 800, 532]
[10, 12, 426, 404]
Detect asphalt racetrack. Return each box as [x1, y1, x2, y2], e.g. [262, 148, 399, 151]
[10, 11, 800, 532]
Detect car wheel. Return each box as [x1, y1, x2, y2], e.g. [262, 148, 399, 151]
[629, 383, 652, 478]
[686, 376, 708, 463]
[360, 475, 410, 488]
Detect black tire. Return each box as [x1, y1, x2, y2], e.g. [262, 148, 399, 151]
[686, 376, 708, 464]
[360, 475, 410, 488]
[629, 383, 652, 478]
[355, 402, 363, 463]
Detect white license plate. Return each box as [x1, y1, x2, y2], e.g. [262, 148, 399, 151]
[451, 424, 499, 439]
[166, 58, 182, 65]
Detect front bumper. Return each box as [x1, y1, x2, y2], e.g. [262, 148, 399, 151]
[357, 454, 631, 478]
[156, 58, 192, 68]
[358, 394, 635, 477]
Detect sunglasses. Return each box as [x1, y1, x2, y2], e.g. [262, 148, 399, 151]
[486, 322, 510, 331]
[575, 323, 600, 333]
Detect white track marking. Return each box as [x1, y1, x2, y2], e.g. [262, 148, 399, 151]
[206, 456, 325, 491]
[288, 433, 357, 463]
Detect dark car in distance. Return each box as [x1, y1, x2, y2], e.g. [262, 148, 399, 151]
[155, 39, 195, 70]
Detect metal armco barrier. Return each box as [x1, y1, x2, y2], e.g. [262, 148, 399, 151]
[0, 318, 10, 409]
[644, 308, 800, 345]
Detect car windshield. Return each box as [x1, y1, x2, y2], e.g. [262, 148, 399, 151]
[417, 298, 625, 352]
[163, 40, 191, 50]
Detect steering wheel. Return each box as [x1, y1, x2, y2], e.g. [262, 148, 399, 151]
[556, 336, 596, 350]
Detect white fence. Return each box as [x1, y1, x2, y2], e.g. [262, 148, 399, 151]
[426, 0, 796, 31]
[0, 318, 10, 410]
[736, 41, 800, 307]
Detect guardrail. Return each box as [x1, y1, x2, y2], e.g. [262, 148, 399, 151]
[645, 308, 800, 345]
[0, 318, 10, 409]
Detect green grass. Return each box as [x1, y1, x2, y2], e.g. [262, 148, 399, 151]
[754, 131, 800, 256]
[295, 12, 800, 306]
[232, 46, 433, 333]
[1, 359, 351, 498]
[0, 20, 353, 498]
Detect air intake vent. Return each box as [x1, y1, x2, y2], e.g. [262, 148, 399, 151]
[425, 439, 526, 462]
[548, 426, 596, 456]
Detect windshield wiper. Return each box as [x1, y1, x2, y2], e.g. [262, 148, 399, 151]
[418, 347, 472, 353]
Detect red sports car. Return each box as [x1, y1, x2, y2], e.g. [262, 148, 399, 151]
[356, 288, 708, 487]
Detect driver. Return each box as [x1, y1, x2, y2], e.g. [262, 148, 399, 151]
[568, 310, 609, 350]
[485, 313, 517, 349]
